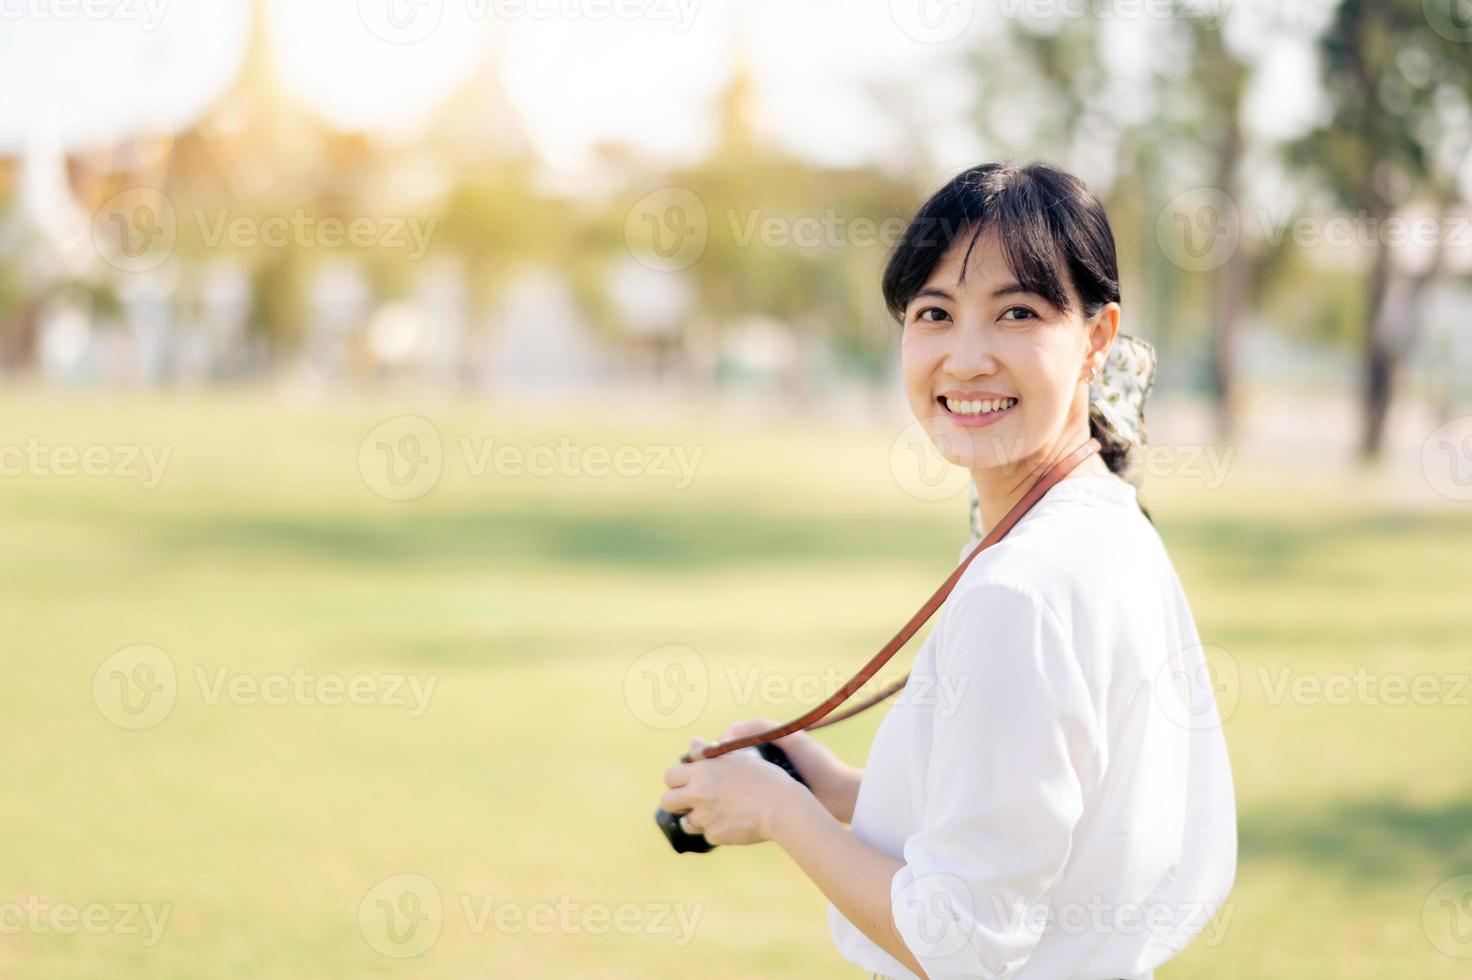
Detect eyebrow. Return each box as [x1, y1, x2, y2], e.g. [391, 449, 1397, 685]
[912, 281, 1037, 304]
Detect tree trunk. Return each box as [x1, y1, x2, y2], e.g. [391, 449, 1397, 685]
[1360, 204, 1394, 460]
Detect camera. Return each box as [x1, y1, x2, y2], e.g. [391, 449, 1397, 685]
[654, 742, 810, 853]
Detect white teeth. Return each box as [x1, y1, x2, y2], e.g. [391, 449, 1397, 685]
[947, 397, 1017, 416]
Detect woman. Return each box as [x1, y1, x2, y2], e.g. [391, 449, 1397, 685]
[658, 162, 1237, 979]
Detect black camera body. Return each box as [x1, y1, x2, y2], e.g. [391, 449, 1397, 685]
[655, 742, 810, 853]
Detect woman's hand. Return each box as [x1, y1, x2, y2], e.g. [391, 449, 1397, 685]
[716, 718, 863, 825]
[659, 736, 812, 846]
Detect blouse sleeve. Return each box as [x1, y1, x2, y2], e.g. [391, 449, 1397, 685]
[888, 580, 1100, 979]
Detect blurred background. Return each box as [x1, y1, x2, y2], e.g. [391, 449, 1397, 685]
[1, 0, 1470, 977]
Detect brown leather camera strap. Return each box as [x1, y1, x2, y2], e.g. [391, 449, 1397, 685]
[683, 437, 1102, 763]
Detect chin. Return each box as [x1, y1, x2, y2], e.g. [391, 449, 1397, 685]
[924, 424, 1022, 471]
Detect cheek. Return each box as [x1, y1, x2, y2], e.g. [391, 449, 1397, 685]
[1014, 346, 1073, 418]
[899, 333, 936, 395]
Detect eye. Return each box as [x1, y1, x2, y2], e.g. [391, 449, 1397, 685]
[913, 305, 951, 324]
[999, 305, 1037, 322]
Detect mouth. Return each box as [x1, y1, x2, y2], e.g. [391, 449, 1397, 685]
[938, 394, 1019, 427]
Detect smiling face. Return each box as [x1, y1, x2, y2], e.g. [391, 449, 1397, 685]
[900, 227, 1115, 474]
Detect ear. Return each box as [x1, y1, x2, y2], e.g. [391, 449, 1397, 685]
[1082, 302, 1121, 380]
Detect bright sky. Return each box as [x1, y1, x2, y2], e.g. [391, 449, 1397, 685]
[0, 0, 1318, 182]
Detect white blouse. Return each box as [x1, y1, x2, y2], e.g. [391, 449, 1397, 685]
[828, 470, 1237, 979]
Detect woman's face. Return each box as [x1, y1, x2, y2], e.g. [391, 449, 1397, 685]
[900, 229, 1116, 473]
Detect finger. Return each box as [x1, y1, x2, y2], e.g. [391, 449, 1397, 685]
[663, 763, 692, 788]
[721, 718, 776, 743]
[659, 787, 693, 813]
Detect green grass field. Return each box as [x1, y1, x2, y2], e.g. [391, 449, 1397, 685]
[2, 389, 1469, 978]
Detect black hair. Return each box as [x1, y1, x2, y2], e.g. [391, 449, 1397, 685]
[881, 161, 1147, 508]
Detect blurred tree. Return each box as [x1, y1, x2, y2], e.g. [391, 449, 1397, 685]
[1189, 19, 1251, 441]
[599, 54, 915, 400]
[963, 10, 1241, 421]
[1289, 0, 1472, 458]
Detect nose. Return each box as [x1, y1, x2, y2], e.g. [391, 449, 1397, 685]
[941, 318, 1000, 381]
